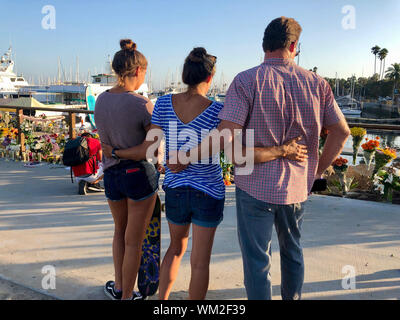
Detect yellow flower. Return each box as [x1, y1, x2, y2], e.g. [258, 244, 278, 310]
[379, 147, 397, 160]
[350, 127, 367, 137]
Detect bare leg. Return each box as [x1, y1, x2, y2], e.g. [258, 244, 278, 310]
[189, 224, 217, 300]
[158, 222, 190, 300]
[108, 199, 128, 291]
[121, 194, 157, 300]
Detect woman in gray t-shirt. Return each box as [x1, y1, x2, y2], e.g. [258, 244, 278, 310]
[94, 39, 159, 301]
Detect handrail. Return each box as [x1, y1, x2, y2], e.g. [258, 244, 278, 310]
[347, 122, 400, 131]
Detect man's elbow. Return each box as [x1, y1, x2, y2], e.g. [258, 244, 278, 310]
[327, 120, 351, 140]
[342, 126, 351, 138]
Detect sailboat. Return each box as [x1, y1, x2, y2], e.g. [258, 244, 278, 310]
[335, 75, 362, 118]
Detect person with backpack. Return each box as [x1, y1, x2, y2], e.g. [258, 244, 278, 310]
[64, 132, 104, 195]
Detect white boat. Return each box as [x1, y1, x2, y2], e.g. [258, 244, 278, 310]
[341, 107, 362, 117]
[0, 47, 29, 98]
[207, 93, 226, 104]
[336, 95, 362, 118]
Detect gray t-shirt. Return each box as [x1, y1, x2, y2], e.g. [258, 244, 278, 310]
[94, 91, 153, 170]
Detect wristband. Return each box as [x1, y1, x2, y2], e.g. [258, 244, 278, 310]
[111, 148, 119, 160]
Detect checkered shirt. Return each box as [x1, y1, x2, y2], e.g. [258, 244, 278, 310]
[218, 58, 343, 204]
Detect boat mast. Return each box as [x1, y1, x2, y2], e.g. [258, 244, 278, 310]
[57, 57, 61, 84]
[76, 56, 79, 83]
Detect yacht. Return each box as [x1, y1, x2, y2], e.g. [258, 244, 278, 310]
[0, 47, 29, 98]
[336, 95, 362, 118]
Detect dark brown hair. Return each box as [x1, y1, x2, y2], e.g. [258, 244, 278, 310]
[112, 39, 148, 86]
[182, 47, 217, 87]
[262, 17, 302, 52]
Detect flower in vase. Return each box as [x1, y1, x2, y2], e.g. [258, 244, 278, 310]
[350, 127, 367, 165]
[373, 148, 397, 175]
[374, 166, 400, 202]
[318, 128, 329, 155]
[332, 157, 349, 172]
[361, 138, 379, 170]
[332, 157, 352, 194]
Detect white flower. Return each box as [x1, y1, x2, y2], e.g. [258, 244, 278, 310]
[386, 174, 394, 184]
[375, 183, 385, 194]
[373, 175, 382, 185]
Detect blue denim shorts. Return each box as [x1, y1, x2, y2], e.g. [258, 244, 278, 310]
[164, 186, 224, 228]
[104, 160, 159, 202]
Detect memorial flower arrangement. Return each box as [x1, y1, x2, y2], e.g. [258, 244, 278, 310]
[1, 135, 11, 148]
[319, 128, 329, 156]
[220, 150, 233, 186]
[373, 166, 400, 203]
[333, 157, 349, 173]
[350, 127, 367, 165]
[0, 127, 8, 138]
[361, 137, 380, 170]
[373, 147, 397, 175]
[0, 112, 96, 164]
[332, 157, 353, 194]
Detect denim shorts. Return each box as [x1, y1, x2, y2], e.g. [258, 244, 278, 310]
[104, 160, 159, 202]
[164, 186, 225, 228]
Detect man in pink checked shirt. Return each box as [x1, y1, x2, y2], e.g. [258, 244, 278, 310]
[216, 17, 350, 300]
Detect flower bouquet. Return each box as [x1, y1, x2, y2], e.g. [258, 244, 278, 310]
[373, 166, 400, 203]
[0, 127, 8, 138]
[220, 150, 233, 185]
[361, 137, 380, 170]
[373, 147, 397, 176]
[333, 157, 352, 194]
[350, 127, 367, 165]
[318, 128, 329, 156]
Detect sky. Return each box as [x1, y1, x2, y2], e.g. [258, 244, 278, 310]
[1, 0, 400, 90]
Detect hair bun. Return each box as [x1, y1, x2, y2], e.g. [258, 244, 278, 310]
[188, 47, 207, 63]
[120, 39, 137, 51]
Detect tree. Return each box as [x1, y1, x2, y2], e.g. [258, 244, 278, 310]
[312, 66, 318, 73]
[371, 45, 381, 76]
[385, 63, 400, 101]
[378, 48, 388, 80]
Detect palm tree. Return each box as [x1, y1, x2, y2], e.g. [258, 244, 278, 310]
[385, 63, 400, 101]
[378, 48, 388, 80]
[371, 45, 380, 76]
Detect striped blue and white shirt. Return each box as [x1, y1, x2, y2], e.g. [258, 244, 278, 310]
[152, 94, 225, 199]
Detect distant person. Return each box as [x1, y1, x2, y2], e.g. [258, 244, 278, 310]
[101, 47, 308, 300]
[214, 17, 350, 300]
[94, 39, 160, 300]
[71, 132, 104, 195]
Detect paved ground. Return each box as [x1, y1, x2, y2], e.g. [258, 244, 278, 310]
[0, 159, 400, 300]
[0, 277, 55, 300]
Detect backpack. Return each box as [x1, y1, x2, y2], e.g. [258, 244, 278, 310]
[62, 136, 94, 183]
[63, 136, 91, 167]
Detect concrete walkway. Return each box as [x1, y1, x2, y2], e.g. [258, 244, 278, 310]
[0, 159, 399, 300]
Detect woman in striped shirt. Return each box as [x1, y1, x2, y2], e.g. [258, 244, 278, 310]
[101, 47, 307, 300]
